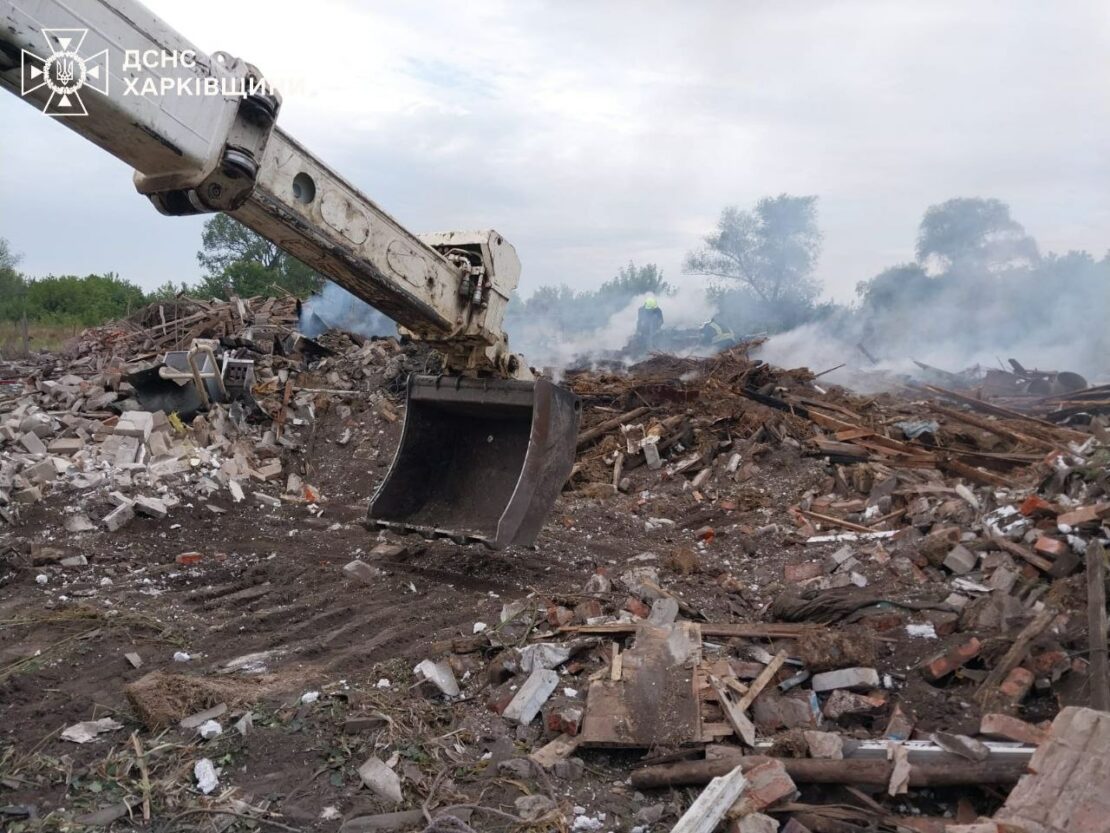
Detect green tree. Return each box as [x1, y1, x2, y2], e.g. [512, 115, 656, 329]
[195, 215, 322, 299]
[147, 280, 191, 300]
[685, 195, 822, 305]
[916, 197, 1039, 273]
[599, 262, 672, 300]
[506, 262, 673, 338]
[0, 239, 26, 321]
[21, 273, 146, 326]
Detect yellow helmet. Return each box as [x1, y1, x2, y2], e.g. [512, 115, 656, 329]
[643, 296, 658, 310]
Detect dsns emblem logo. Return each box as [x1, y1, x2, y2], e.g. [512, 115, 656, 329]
[21, 28, 109, 117]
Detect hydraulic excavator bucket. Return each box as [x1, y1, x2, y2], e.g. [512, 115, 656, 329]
[368, 375, 581, 548]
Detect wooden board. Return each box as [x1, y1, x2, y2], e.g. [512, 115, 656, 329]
[580, 623, 703, 748]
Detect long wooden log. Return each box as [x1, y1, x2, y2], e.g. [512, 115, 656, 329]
[630, 754, 1027, 790]
[922, 385, 1087, 441]
[576, 406, 651, 449]
[932, 404, 1055, 450]
[938, 456, 1013, 489]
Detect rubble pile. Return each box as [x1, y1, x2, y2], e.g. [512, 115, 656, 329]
[69, 294, 300, 362]
[0, 296, 428, 533]
[1, 316, 1108, 832]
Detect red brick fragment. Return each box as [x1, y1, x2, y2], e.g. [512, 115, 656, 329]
[861, 612, 906, 632]
[1057, 504, 1106, 527]
[623, 597, 650, 618]
[784, 562, 824, 582]
[921, 637, 981, 681]
[730, 759, 799, 815]
[1033, 536, 1068, 558]
[1019, 495, 1056, 517]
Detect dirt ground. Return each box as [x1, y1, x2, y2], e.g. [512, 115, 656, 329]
[0, 344, 1099, 832]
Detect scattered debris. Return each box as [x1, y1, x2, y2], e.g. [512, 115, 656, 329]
[60, 717, 124, 744]
[3, 313, 1108, 829]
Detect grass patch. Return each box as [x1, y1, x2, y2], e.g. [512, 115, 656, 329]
[0, 321, 79, 356]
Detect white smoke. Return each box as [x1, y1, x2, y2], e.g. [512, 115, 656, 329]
[299, 282, 396, 339]
[511, 279, 717, 375]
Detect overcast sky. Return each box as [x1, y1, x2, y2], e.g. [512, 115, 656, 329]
[1, 1, 1107, 301]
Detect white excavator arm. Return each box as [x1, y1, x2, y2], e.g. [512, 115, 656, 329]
[0, 0, 525, 378]
[0, 0, 582, 549]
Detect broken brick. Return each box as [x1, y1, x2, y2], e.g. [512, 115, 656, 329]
[822, 689, 886, 720]
[573, 599, 603, 622]
[1033, 536, 1069, 559]
[1029, 649, 1070, 680]
[784, 562, 824, 582]
[546, 605, 574, 627]
[995, 707, 1110, 833]
[1019, 495, 1056, 518]
[1057, 504, 1105, 528]
[979, 712, 1048, 746]
[921, 637, 981, 681]
[623, 597, 651, 619]
[998, 667, 1034, 704]
[543, 704, 583, 737]
[729, 758, 799, 815]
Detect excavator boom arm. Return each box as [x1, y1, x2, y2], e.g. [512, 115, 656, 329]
[0, 0, 523, 376]
[0, 0, 580, 548]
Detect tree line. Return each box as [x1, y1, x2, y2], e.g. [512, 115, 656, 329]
[3, 196, 1105, 355]
[0, 215, 321, 327]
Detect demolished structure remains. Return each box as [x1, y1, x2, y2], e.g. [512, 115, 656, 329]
[1, 292, 1108, 832]
[2, 1, 1108, 831]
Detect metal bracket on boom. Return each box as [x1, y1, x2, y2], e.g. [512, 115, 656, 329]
[141, 54, 281, 217]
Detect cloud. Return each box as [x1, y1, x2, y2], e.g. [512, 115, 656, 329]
[1, 0, 1107, 303]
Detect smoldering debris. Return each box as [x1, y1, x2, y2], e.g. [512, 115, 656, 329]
[299, 282, 397, 340]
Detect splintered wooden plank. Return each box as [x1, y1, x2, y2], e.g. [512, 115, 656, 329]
[709, 675, 756, 746]
[580, 623, 702, 748]
[529, 734, 581, 770]
[670, 765, 747, 833]
[736, 650, 787, 712]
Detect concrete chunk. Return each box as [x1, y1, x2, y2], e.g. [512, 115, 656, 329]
[64, 514, 96, 533]
[48, 437, 84, 455]
[810, 667, 880, 692]
[19, 431, 47, 455]
[357, 756, 402, 805]
[803, 730, 844, 759]
[254, 492, 281, 507]
[343, 559, 382, 585]
[502, 668, 558, 725]
[103, 502, 135, 532]
[647, 597, 679, 626]
[146, 431, 169, 457]
[133, 495, 167, 519]
[14, 486, 42, 504]
[931, 731, 990, 762]
[943, 544, 978, 575]
[115, 411, 153, 439]
[114, 435, 140, 466]
[414, 659, 460, 697]
[23, 458, 57, 484]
